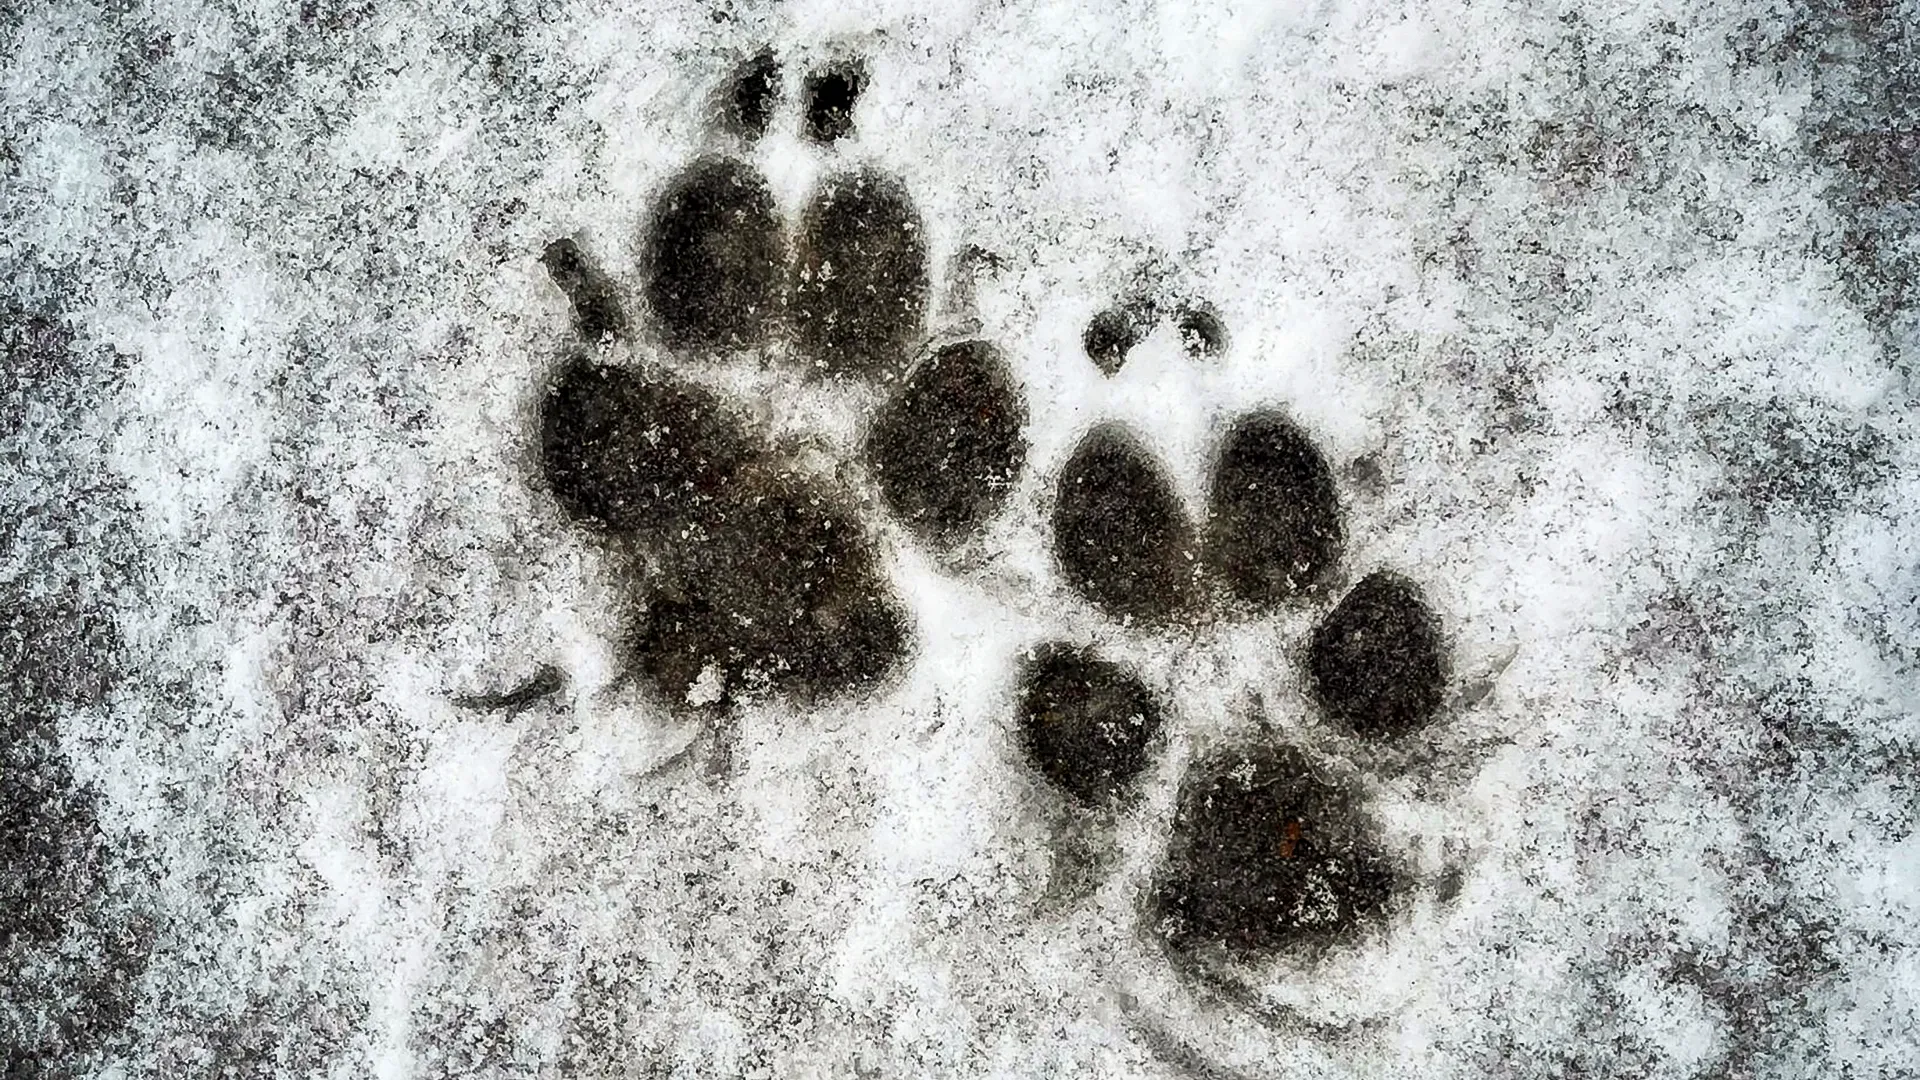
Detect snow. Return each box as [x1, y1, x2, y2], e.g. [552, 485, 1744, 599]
[3, 0, 1916, 1076]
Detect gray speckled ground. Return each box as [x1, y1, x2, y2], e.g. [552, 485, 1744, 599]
[3, 2, 1916, 1077]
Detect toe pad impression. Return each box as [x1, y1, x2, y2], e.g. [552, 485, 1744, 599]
[865, 339, 1028, 549]
[1015, 643, 1162, 806]
[1308, 572, 1447, 740]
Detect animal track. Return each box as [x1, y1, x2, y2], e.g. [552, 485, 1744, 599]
[530, 51, 1026, 711]
[527, 47, 1466, 1068]
[725, 50, 780, 137]
[1081, 301, 1152, 376]
[1011, 304, 1460, 1053]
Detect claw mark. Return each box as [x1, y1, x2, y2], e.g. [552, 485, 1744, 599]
[452, 664, 565, 715]
[541, 238, 627, 341]
[803, 57, 867, 144]
[1174, 301, 1226, 358]
[726, 49, 780, 136]
[1280, 819, 1302, 859]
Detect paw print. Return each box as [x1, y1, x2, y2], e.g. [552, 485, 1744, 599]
[1013, 305, 1461, 1041]
[534, 50, 1027, 711]
[522, 46, 1478, 1064]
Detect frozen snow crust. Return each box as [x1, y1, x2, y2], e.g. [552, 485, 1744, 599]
[3, 0, 1916, 1077]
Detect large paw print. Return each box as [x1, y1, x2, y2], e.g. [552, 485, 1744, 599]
[534, 50, 1027, 711]
[1013, 305, 1457, 1035]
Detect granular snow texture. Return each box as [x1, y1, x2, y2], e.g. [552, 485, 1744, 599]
[2, 1, 1916, 1077]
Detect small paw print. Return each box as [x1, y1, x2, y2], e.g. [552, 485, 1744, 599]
[1013, 303, 1462, 1044]
[533, 50, 1027, 710]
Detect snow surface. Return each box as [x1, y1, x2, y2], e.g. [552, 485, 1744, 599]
[3, 0, 1916, 1077]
